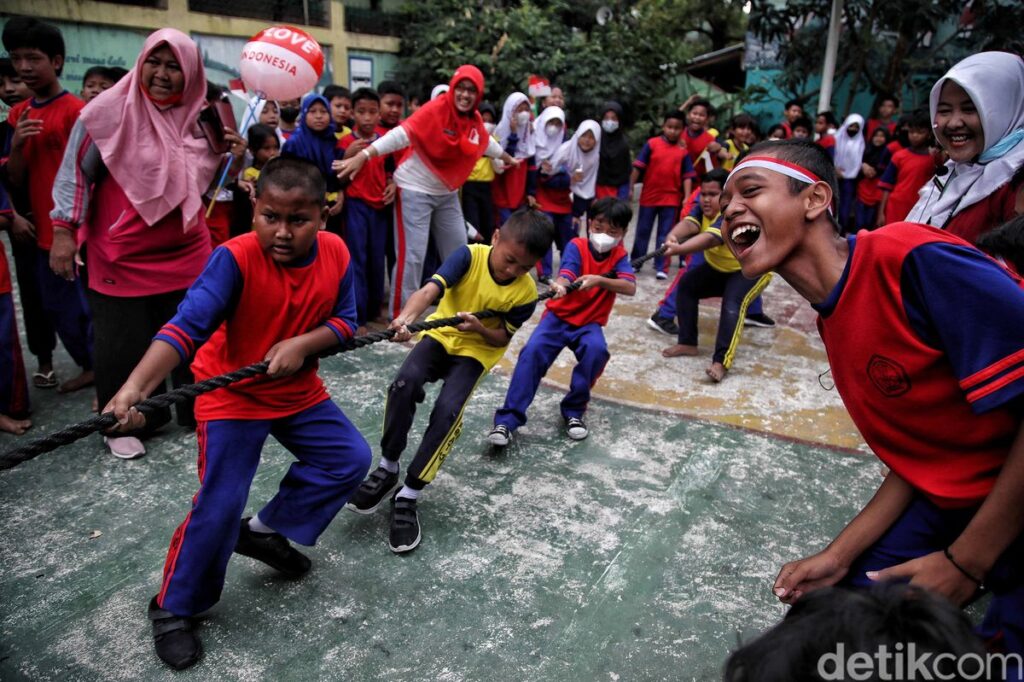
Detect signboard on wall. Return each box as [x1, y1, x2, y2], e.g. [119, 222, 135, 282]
[349, 56, 373, 90]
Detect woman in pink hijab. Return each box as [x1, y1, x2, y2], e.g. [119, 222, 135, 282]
[50, 29, 246, 459]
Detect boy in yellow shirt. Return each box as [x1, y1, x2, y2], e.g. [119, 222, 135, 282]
[347, 209, 553, 552]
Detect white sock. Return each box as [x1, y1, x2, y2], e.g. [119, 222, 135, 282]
[248, 514, 275, 534]
[396, 485, 420, 500]
[379, 458, 399, 474]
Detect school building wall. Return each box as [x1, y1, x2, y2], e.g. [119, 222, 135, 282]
[0, 0, 400, 93]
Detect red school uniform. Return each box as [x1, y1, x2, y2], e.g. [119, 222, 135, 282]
[548, 237, 635, 327]
[6, 92, 84, 250]
[878, 148, 938, 223]
[337, 131, 387, 209]
[683, 128, 718, 176]
[633, 136, 696, 208]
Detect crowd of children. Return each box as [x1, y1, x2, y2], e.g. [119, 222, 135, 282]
[2, 14, 1023, 676]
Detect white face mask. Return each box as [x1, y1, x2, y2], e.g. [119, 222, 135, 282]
[589, 231, 619, 254]
[484, 122, 496, 134]
[516, 111, 531, 130]
[545, 123, 562, 138]
[602, 119, 619, 134]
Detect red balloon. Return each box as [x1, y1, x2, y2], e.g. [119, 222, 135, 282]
[239, 25, 325, 101]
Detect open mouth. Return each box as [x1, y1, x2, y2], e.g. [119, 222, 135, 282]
[945, 131, 973, 147]
[729, 223, 761, 255]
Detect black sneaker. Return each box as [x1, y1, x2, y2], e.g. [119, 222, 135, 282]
[744, 312, 776, 328]
[234, 518, 311, 578]
[646, 313, 679, 336]
[346, 466, 400, 515]
[389, 496, 421, 553]
[488, 424, 511, 447]
[148, 597, 202, 670]
[566, 416, 588, 441]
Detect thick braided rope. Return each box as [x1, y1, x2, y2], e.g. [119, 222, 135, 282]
[1, 245, 666, 470]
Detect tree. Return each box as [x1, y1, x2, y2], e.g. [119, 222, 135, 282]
[748, 0, 1024, 116]
[395, 0, 738, 140]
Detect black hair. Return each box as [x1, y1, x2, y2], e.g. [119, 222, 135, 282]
[977, 214, 1024, 274]
[816, 110, 838, 127]
[205, 81, 225, 103]
[108, 66, 129, 82]
[907, 108, 932, 131]
[723, 584, 986, 682]
[664, 110, 686, 124]
[791, 116, 813, 133]
[588, 198, 632, 231]
[377, 80, 406, 99]
[746, 139, 840, 228]
[730, 113, 757, 130]
[82, 65, 118, 84]
[687, 98, 713, 115]
[350, 87, 380, 108]
[246, 123, 279, 154]
[0, 58, 15, 80]
[501, 208, 554, 258]
[256, 156, 326, 203]
[874, 92, 900, 111]
[322, 84, 351, 103]
[767, 124, 787, 138]
[478, 101, 497, 119]
[701, 168, 730, 189]
[784, 99, 803, 111]
[2, 17, 66, 77]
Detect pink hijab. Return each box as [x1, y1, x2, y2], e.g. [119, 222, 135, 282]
[79, 29, 220, 231]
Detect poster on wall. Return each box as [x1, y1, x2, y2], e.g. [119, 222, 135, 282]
[349, 56, 373, 91]
[0, 16, 146, 95]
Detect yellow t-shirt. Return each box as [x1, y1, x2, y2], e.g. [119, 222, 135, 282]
[721, 139, 748, 171]
[334, 126, 353, 140]
[423, 244, 538, 370]
[686, 212, 740, 273]
[242, 166, 261, 183]
[466, 135, 499, 183]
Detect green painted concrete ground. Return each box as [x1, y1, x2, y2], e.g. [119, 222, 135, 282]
[0, 340, 881, 681]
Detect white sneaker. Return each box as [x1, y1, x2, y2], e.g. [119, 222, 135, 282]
[565, 417, 588, 440]
[104, 436, 146, 460]
[487, 424, 511, 447]
[656, 271, 668, 280]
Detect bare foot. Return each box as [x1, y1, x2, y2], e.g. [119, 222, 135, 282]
[662, 344, 699, 358]
[58, 369, 95, 394]
[705, 362, 727, 382]
[0, 414, 32, 435]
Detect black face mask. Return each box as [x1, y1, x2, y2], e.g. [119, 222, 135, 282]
[280, 106, 300, 124]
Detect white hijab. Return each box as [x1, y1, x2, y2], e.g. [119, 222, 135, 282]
[834, 113, 865, 179]
[552, 119, 602, 200]
[533, 106, 566, 164]
[495, 92, 536, 159]
[430, 83, 449, 100]
[907, 51, 1024, 228]
[240, 95, 285, 143]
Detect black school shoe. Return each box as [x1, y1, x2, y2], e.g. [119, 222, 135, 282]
[234, 518, 311, 578]
[389, 496, 421, 554]
[346, 466, 401, 514]
[148, 597, 202, 670]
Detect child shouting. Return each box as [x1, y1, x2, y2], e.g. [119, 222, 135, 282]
[721, 140, 1024, 674]
[105, 157, 372, 670]
[488, 198, 635, 446]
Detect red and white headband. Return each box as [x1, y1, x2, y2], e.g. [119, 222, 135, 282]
[725, 156, 824, 189]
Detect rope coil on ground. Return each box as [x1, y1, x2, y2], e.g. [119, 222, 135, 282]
[1, 245, 667, 470]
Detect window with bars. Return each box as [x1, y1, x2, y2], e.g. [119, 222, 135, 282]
[187, 0, 331, 28]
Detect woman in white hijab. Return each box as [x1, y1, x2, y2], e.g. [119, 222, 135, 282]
[906, 51, 1024, 244]
[492, 92, 537, 222]
[834, 113, 866, 233]
[533, 106, 566, 167]
[553, 119, 602, 228]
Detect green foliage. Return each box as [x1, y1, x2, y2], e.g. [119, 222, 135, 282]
[748, 0, 1024, 114]
[395, 0, 745, 137]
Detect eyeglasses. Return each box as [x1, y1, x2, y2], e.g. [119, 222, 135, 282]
[454, 84, 478, 96]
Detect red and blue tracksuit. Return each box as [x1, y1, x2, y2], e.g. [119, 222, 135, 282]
[534, 160, 576, 279]
[632, 136, 696, 273]
[338, 131, 389, 325]
[493, 237, 634, 430]
[152, 232, 371, 616]
[815, 223, 1024, 669]
[0, 186, 29, 418]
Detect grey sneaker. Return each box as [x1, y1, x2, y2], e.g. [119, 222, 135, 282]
[488, 424, 511, 447]
[565, 417, 588, 441]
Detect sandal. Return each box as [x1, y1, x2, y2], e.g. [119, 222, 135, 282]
[32, 370, 58, 389]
